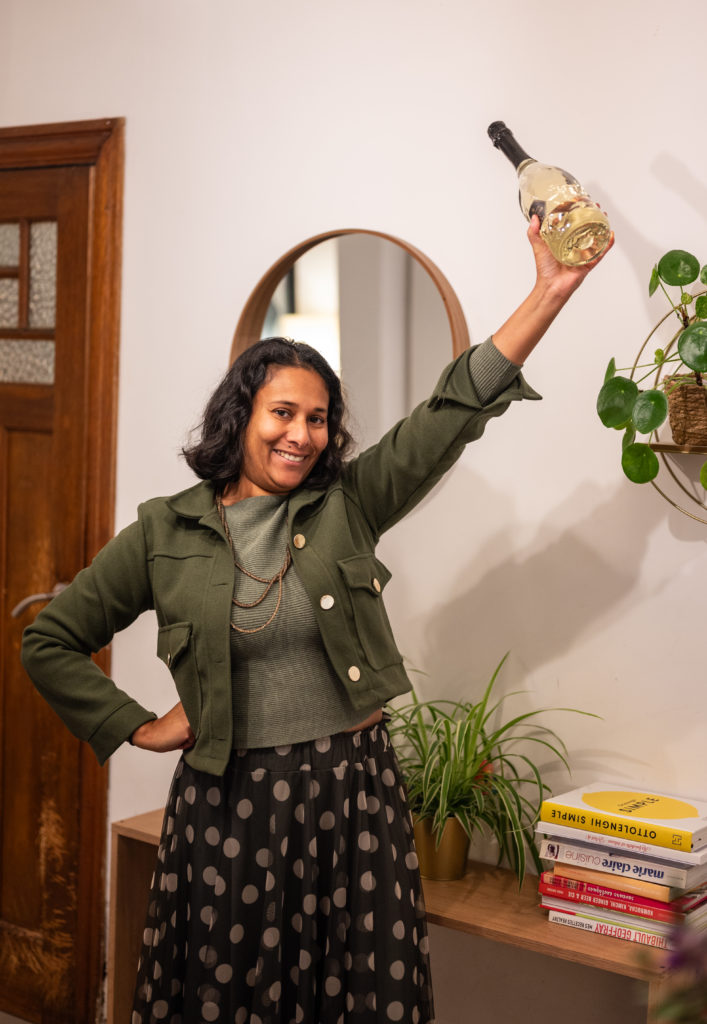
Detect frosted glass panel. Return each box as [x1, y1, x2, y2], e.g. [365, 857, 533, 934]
[0, 340, 55, 384]
[0, 223, 20, 266]
[0, 279, 19, 328]
[29, 222, 57, 328]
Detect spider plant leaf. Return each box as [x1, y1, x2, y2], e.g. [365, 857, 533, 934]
[597, 376, 638, 427]
[658, 250, 700, 287]
[621, 442, 659, 483]
[632, 389, 668, 433]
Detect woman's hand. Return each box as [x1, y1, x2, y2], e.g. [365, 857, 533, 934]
[131, 702, 195, 753]
[492, 214, 614, 366]
[527, 213, 614, 303]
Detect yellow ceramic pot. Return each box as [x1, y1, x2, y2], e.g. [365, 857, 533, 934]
[413, 816, 470, 881]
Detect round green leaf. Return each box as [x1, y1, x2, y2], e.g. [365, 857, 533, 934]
[701, 460, 707, 490]
[695, 295, 707, 319]
[597, 376, 638, 428]
[677, 322, 707, 372]
[621, 443, 659, 483]
[654, 348, 665, 364]
[632, 389, 668, 433]
[648, 266, 660, 296]
[659, 250, 700, 286]
[622, 425, 636, 450]
[701, 265, 707, 285]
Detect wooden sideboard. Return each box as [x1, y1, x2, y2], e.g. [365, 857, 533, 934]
[108, 809, 671, 1024]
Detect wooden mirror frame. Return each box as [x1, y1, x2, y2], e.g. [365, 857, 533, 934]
[230, 228, 470, 363]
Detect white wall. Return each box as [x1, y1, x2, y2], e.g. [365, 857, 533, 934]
[3, 1, 707, 1021]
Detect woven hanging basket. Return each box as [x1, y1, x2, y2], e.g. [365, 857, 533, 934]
[663, 374, 707, 446]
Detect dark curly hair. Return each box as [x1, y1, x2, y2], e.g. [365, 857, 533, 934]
[182, 337, 354, 492]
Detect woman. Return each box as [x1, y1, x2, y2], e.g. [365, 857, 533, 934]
[22, 218, 611, 1023]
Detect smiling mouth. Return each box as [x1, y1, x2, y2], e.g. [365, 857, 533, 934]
[274, 449, 307, 464]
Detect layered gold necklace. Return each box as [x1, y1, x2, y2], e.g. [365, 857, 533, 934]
[216, 495, 292, 635]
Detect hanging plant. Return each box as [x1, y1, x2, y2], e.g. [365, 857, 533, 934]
[596, 249, 707, 487]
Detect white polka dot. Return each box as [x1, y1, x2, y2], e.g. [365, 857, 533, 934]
[357, 791, 367, 811]
[308, 837, 318, 857]
[293, 858, 304, 879]
[256, 848, 274, 868]
[390, 960, 405, 980]
[392, 920, 405, 939]
[360, 870, 376, 892]
[273, 780, 290, 801]
[294, 803, 305, 823]
[385, 805, 395, 824]
[269, 981, 282, 1002]
[381, 768, 396, 786]
[419, 934, 429, 954]
[333, 887, 347, 908]
[367, 795, 380, 814]
[237, 799, 253, 819]
[405, 851, 419, 870]
[203, 866, 218, 886]
[251, 767, 266, 782]
[165, 873, 178, 892]
[152, 1001, 169, 1019]
[358, 831, 372, 851]
[262, 927, 280, 948]
[229, 924, 244, 944]
[363, 911, 374, 930]
[214, 875, 226, 896]
[202, 1002, 219, 1022]
[204, 827, 220, 846]
[394, 881, 402, 900]
[223, 837, 240, 858]
[242, 884, 259, 904]
[199, 945, 218, 967]
[235, 1010, 247, 1024]
[185, 824, 195, 842]
[309, 779, 320, 798]
[184, 786, 196, 804]
[303, 893, 317, 915]
[200, 905, 217, 927]
[280, 836, 288, 856]
[215, 963, 233, 983]
[206, 786, 221, 806]
[275, 744, 292, 755]
[315, 736, 331, 752]
[299, 949, 312, 969]
[265, 870, 276, 891]
[325, 976, 341, 996]
[291, 912, 303, 933]
[319, 811, 335, 830]
[387, 1001, 404, 1021]
[366, 758, 378, 775]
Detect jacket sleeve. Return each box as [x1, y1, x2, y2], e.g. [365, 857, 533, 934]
[342, 338, 541, 538]
[21, 515, 158, 765]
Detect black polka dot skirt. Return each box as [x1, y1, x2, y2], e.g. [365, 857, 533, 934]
[131, 721, 435, 1023]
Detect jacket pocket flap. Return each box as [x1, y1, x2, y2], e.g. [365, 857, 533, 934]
[156, 621, 193, 668]
[337, 554, 391, 594]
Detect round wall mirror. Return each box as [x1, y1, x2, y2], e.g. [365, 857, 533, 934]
[231, 229, 470, 450]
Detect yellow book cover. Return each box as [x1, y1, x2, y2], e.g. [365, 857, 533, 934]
[540, 782, 707, 853]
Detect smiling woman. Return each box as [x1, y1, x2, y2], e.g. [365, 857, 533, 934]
[22, 217, 610, 1024]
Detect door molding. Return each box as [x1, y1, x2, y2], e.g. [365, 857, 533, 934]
[0, 117, 124, 1022]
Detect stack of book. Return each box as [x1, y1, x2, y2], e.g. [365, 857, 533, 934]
[536, 782, 707, 950]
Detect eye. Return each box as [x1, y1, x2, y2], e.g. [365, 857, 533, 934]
[272, 408, 291, 419]
[309, 414, 327, 425]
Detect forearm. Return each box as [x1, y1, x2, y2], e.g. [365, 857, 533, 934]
[491, 280, 570, 366]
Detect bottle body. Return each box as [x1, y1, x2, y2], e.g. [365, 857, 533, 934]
[488, 122, 611, 267]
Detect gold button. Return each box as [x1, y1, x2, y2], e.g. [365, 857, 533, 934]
[372, 577, 381, 593]
[293, 534, 306, 549]
[320, 594, 335, 610]
[348, 665, 361, 682]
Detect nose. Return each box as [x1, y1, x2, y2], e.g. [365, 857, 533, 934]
[285, 415, 311, 448]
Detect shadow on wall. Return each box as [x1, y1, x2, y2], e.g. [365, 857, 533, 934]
[382, 466, 667, 698]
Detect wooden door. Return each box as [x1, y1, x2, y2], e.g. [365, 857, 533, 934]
[0, 121, 123, 1023]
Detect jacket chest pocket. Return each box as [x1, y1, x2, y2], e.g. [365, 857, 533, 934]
[337, 554, 402, 671]
[156, 621, 202, 732]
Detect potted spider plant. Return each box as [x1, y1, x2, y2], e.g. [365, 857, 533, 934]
[387, 653, 594, 884]
[596, 249, 707, 487]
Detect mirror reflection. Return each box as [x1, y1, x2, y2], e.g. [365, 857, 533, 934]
[263, 235, 454, 451]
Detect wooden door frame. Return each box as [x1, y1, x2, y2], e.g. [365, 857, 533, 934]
[0, 118, 124, 1022]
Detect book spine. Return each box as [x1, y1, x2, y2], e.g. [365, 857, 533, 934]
[538, 838, 689, 887]
[546, 909, 672, 949]
[538, 876, 679, 924]
[540, 801, 694, 852]
[553, 863, 672, 901]
[537, 822, 703, 866]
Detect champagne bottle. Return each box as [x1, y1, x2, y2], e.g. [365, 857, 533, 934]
[487, 121, 611, 266]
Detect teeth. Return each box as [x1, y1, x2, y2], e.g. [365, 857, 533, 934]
[276, 450, 305, 463]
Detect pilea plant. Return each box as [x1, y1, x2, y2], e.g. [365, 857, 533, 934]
[596, 249, 707, 486]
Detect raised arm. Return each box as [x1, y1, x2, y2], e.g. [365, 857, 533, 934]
[492, 215, 614, 366]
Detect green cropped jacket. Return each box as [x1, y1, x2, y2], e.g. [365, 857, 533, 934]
[22, 345, 538, 776]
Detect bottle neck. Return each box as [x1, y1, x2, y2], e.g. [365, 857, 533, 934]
[487, 122, 535, 171]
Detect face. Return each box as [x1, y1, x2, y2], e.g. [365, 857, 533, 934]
[233, 365, 330, 501]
